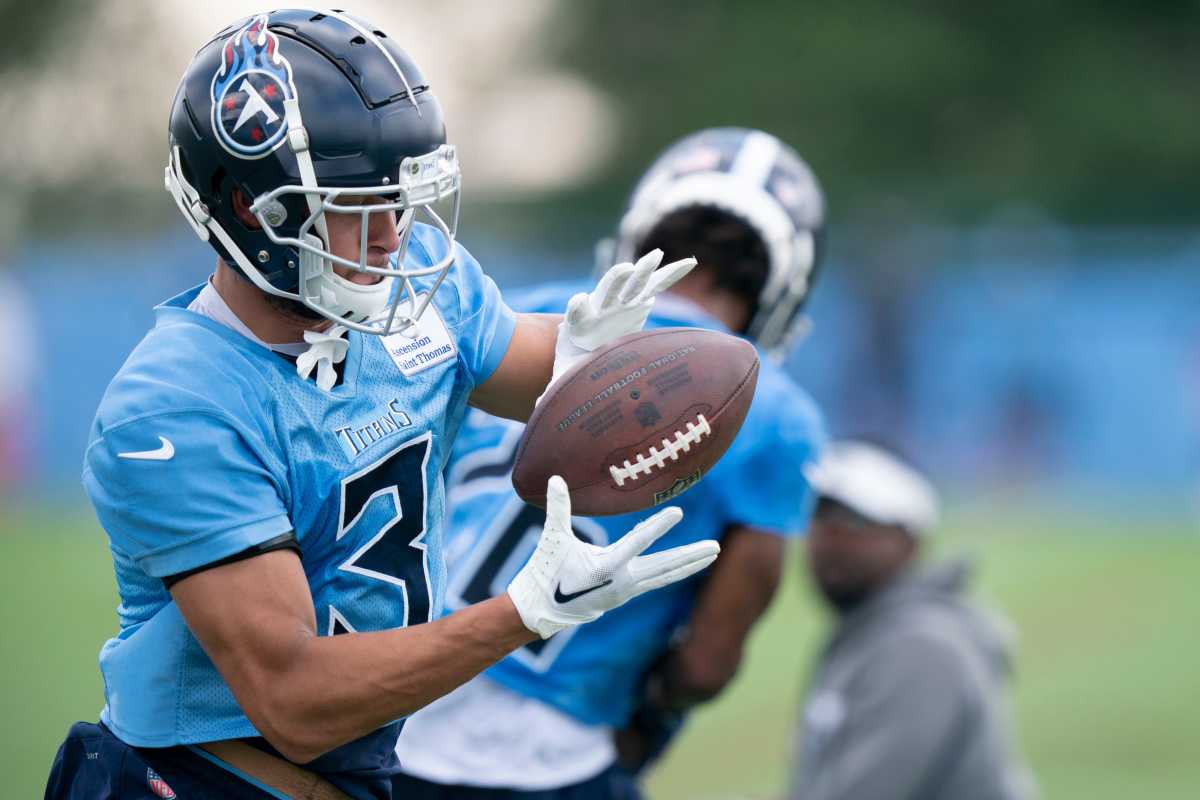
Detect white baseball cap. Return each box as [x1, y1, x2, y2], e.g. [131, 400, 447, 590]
[804, 441, 940, 535]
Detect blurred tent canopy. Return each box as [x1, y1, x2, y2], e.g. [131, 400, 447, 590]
[0, 0, 78, 72]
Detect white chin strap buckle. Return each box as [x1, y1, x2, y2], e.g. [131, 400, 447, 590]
[296, 326, 349, 391]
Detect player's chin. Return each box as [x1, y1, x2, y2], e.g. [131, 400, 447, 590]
[813, 570, 870, 611]
[333, 266, 388, 286]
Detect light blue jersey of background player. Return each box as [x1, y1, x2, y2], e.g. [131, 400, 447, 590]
[82, 224, 514, 779]
[395, 127, 829, 796]
[436, 283, 825, 725]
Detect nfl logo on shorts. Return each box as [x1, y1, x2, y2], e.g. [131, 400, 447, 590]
[146, 767, 177, 799]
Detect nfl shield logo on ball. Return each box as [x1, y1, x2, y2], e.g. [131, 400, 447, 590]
[654, 470, 703, 504]
[634, 402, 663, 428]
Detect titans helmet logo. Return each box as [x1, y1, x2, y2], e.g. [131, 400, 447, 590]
[209, 14, 297, 159]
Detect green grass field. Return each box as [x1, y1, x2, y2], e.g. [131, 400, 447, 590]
[3, 506, 1198, 799]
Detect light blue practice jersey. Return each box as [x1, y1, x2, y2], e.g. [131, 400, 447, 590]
[82, 224, 514, 782]
[442, 282, 827, 727]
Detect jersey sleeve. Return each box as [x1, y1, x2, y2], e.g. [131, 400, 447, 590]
[707, 372, 827, 537]
[407, 227, 517, 387]
[83, 410, 293, 578]
[453, 245, 517, 385]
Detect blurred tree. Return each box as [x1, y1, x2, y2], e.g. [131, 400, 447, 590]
[0, 0, 99, 242]
[545, 0, 1200, 225]
[0, 0, 87, 71]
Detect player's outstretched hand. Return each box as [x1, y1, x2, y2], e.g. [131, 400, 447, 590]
[565, 249, 697, 352]
[507, 475, 719, 639]
[539, 250, 697, 402]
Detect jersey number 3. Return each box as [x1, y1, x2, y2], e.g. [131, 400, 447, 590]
[330, 433, 434, 635]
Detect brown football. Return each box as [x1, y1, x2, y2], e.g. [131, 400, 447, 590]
[513, 327, 759, 516]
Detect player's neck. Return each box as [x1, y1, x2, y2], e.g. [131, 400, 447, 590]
[212, 260, 333, 344]
[666, 276, 750, 334]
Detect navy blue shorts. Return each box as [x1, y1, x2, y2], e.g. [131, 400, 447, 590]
[390, 765, 643, 800]
[45, 721, 283, 799]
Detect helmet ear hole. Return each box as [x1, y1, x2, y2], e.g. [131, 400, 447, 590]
[230, 188, 261, 230]
[209, 166, 225, 200]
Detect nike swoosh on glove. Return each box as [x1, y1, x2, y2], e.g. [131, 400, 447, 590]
[507, 475, 720, 639]
[538, 249, 697, 405]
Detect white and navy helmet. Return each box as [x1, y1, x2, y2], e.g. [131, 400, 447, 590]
[165, 10, 460, 336]
[604, 128, 826, 352]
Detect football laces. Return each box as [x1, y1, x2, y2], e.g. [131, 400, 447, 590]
[609, 414, 712, 487]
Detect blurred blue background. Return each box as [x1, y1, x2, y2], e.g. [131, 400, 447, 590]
[9, 225, 1199, 515]
[3, 0, 1198, 516]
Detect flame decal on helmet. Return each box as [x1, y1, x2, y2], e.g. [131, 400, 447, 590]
[209, 14, 298, 159]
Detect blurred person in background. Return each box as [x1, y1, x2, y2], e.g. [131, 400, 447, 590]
[0, 267, 35, 493]
[0, 183, 35, 496]
[790, 441, 1036, 800]
[393, 127, 827, 799]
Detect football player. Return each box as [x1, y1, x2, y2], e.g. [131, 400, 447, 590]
[44, 11, 719, 800]
[394, 128, 828, 798]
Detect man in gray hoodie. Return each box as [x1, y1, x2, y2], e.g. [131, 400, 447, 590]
[790, 441, 1036, 800]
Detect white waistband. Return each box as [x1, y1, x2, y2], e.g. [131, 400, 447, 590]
[396, 675, 616, 790]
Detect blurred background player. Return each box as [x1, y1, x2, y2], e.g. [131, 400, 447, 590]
[394, 127, 828, 798]
[791, 441, 1037, 800]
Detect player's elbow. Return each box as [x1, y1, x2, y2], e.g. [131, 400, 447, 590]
[238, 669, 340, 764]
[675, 647, 742, 703]
[683, 664, 738, 702]
[266, 735, 326, 766]
[252, 708, 333, 765]
[275, 739, 329, 766]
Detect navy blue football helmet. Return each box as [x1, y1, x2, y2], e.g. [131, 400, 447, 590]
[602, 128, 826, 353]
[165, 10, 460, 334]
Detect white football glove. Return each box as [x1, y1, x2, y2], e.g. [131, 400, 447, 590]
[508, 475, 720, 639]
[540, 249, 697, 400]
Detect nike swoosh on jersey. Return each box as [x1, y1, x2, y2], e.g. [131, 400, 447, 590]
[117, 436, 176, 461]
[553, 578, 613, 604]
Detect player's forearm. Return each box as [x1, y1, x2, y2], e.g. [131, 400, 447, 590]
[250, 594, 536, 763]
[654, 527, 785, 708]
[657, 636, 745, 707]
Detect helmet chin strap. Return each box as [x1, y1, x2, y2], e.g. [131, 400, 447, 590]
[298, 233, 392, 324]
[297, 325, 350, 391]
[284, 97, 396, 328]
[283, 98, 328, 246]
[278, 100, 362, 390]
